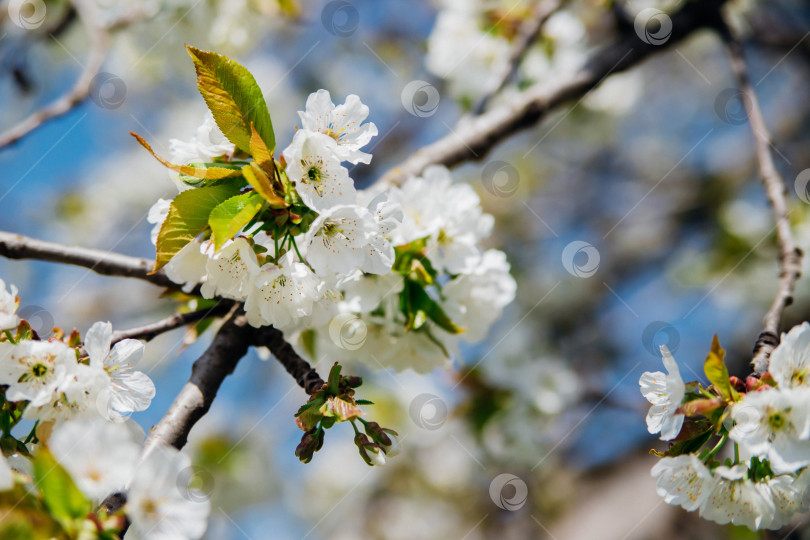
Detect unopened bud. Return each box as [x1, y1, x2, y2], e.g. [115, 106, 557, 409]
[728, 376, 745, 393]
[342, 375, 363, 388]
[354, 432, 386, 467]
[295, 428, 323, 464]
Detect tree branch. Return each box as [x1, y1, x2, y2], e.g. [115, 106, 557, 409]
[141, 312, 325, 456]
[378, 0, 727, 186]
[253, 326, 326, 395]
[0, 0, 110, 149]
[110, 302, 235, 344]
[0, 231, 175, 289]
[141, 312, 254, 454]
[720, 23, 804, 376]
[471, 0, 563, 115]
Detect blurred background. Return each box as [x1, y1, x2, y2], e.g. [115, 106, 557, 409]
[2, 0, 810, 538]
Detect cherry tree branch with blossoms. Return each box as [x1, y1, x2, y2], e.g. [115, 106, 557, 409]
[378, 0, 727, 186]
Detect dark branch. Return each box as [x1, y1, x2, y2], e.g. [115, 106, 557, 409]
[0, 231, 175, 289]
[472, 0, 563, 115]
[253, 326, 326, 395]
[719, 23, 804, 375]
[141, 312, 254, 454]
[0, 0, 110, 149]
[110, 302, 236, 344]
[378, 0, 727, 186]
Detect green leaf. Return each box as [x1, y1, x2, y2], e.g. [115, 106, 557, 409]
[320, 396, 363, 422]
[153, 183, 243, 272]
[33, 448, 91, 523]
[663, 428, 714, 457]
[242, 164, 287, 208]
[704, 335, 735, 401]
[208, 192, 264, 250]
[402, 280, 464, 334]
[250, 124, 275, 175]
[327, 363, 342, 396]
[186, 45, 275, 154]
[131, 132, 242, 180]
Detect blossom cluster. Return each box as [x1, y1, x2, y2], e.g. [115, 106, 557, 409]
[640, 325, 810, 530]
[426, 0, 586, 103]
[148, 89, 516, 373]
[0, 280, 209, 538]
[0, 279, 154, 423]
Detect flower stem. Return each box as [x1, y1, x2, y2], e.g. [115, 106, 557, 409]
[699, 433, 728, 462]
[3, 331, 16, 344]
[290, 235, 305, 264]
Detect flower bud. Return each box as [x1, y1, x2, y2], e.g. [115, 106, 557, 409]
[342, 375, 363, 388]
[364, 422, 400, 457]
[728, 376, 745, 393]
[295, 428, 323, 464]
[354, 433, 386, 467]
[381, 429, 400, 457]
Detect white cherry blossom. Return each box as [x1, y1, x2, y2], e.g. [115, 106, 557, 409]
[0, 279, 19, 331]
[200, 237, 260, 300]
[729, 388, 810, 473]
[169, 112, 235, 165]
[700, 465, 775, 530]
[651, 454, 713, 511]
[23, 360, 109, 422]
[126, 445, 210, 540]
[441, 249, 516, 342]
[298, 90, 378, 164]
[165, 239, 210, 293]
[304, 204, 394, 277]
[147, 199, 171, 246]
[768, 322, 810, 389]
[49, 418, 141, 501]
[244, 256, 321, 329]
[639, 345, 685, 441]
[282, 130, 355, 212]
[85, 321, 156, 419]
[0, 340, 76, 407]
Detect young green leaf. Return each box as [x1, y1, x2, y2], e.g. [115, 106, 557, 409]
[186, 45, 275, 154]
[242, 164, 287, 208]
[402, 280, 464, 334]
[33, 448, 91, 523]
[250, 123, 275, 175]
[131, 132, 242, 180]
[153, 183, 243, 272]
[208, 192, 265, 250]
[704, 335, 736, 401]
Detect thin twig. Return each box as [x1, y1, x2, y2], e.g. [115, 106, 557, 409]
[0, 231, 176, 289]
[472, 0, 563, 115]
[0, 0, 110, 149]
[378, 0, 727, 186]
[720, 23, 803, 375]
[110, 302, 235, 344]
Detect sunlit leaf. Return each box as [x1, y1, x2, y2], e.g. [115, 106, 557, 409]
[402, 280, 464, 334]
[704, 335, 736, 401]
[32, 448, 90, 523]
[321, 396, 363, 422]
[249, 124, 275, 175]
[242, 164, 287, 208]
[208, 192, 265, 250]
[131, 132, 242, 180]
[186, 45, 275, 154]
[153, 183, 243, 272]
